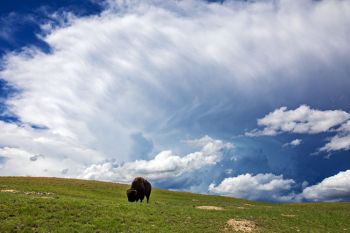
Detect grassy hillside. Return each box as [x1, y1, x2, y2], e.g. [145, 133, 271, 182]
[0, 177, 349, 232]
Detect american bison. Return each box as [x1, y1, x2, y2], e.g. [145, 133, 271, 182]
[126, 177, 152, 203]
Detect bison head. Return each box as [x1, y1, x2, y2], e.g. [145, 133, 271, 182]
[126, 188, 137, 202]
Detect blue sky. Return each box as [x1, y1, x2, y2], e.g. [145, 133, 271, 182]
[0, 0, 350, 202]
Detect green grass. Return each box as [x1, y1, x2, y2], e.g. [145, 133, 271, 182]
[0, 177, 349, 232]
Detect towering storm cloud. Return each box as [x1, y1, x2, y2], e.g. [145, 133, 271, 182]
[0, 0, 350, 202]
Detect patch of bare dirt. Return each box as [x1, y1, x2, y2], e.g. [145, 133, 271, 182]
[226, 219, 256, 232]
[244, 203, 254, 207]
[195, 205, 224, 211]
[0, 189, 18, 193]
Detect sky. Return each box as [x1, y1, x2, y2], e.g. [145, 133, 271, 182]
[0, 0, 350, 203]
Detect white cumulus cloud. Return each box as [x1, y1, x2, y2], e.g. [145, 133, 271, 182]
[247, 105, 349, 136]
[320, 120, 350, 152]
[320, 135, 350, 152]
[79, 136, 233, 183]
[0, 121, 102, 176]
[0, 147, 79, 177]
[300, 170, 350, 202]
[209, 170, 350, 202]
[209, 173, 295, 202]
[247, 105, 350, 152]
[283, 139, 302, 148]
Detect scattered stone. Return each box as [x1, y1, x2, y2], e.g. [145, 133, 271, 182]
[1, 189, 56, 198]
[195, 206, 224, 211]
[281, 214, 296, 217]
[24, 191, 54, 195]
[39, 196, 54, 199]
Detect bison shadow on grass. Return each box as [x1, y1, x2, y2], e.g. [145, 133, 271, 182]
[126, 177, 152, 203]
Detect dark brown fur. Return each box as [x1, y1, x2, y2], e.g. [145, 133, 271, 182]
[126, 177, 152, 203]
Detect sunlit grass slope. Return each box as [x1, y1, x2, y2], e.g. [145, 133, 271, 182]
[0, 177, 349, 232]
